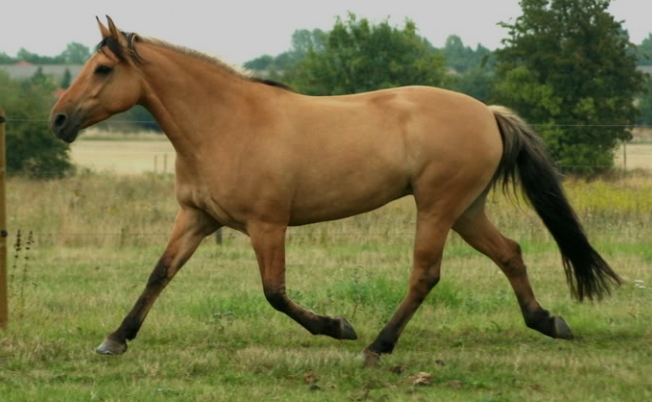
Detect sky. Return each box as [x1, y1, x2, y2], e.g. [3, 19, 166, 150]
[1, 0, 650, 65]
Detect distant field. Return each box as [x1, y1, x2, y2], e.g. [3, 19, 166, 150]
[70, 138, 175, 175]
[69, 131, 652, 175]
[614, 143, 652, 170]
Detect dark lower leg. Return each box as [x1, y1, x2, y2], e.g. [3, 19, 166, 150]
[107, 258, 173, 343]
[97, 257, 180, 354]
[264, 286, 357, 339]
[96, 209, 219, 355]
[365, 248, 442, 360]
[502, 252, 573, 339]
[251, 223, 357, 341]
[454, 214, 573, 340]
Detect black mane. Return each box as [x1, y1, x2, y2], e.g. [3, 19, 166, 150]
[96, 33, 292, 91]
[251, 77, 294, 91]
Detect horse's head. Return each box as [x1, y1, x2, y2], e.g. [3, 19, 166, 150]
[50, 16, 143, 143]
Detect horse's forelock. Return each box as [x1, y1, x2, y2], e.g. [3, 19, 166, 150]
[96, 32, 142, 63]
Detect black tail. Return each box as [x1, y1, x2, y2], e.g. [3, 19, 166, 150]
[489, 105, 622, 301]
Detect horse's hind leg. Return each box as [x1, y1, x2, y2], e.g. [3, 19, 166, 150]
[363, 211, 449, 365]
[452, 203, 573, 340]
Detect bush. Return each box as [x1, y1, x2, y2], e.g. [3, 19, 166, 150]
[1, 71, 74, 179]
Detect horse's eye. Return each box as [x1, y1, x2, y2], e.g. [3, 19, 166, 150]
[94, 65, 113, 76]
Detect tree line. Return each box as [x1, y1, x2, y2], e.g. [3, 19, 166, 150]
[0, 42, 91, 65]
[1, 0, 651, 178]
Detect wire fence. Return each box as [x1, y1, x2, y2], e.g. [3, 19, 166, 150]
[4, 116, 652, 173]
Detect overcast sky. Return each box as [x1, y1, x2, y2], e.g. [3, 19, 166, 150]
[1, 0, 649, 65]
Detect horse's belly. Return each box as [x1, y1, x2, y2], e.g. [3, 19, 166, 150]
[288, 174, 410, 226]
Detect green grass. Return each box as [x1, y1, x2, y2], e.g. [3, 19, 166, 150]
[1, 173, 652, 401]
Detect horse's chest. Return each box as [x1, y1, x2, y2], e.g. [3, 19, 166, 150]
[175, 179, 247, 231]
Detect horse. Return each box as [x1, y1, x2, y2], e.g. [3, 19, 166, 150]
[49, 16, 622, 365]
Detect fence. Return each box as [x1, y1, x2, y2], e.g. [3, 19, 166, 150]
[5, 116, 652, 175]
[1, 109, 7, 329]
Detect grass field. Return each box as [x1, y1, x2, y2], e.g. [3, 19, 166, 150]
[1, 132, 652, 401]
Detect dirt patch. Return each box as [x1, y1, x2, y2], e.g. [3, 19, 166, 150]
[614, 143, 652, 171]
[632, 127, 652, 143]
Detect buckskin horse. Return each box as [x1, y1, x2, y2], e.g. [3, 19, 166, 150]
[49, 16, 621, 365]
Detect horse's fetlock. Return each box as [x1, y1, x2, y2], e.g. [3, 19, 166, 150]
[523, 308, 554, 335]
[120, 316, 143, 341]
[370, 340, 395, 355]
[264, 289, 287, 311]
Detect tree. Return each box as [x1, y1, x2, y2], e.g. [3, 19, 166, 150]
[637, 34, 652, 65]
[0, 52, 12, 64]
[244, 54, 275, 71]
[447, 67, 493, 102]
[245, 29, 326, 82]
[30, 66, 50, 87]
[636, 74, 652, 126]
[16, 48, 63, 64]
[0, 71, 74, 178]
[285, 14, 447, 95]
[439, 35, 495, 102]
[59, 42, 91, 64]
[16, 48, 40, 63]
[492, 0, 646, 173]
[60, 68, 72, 89]
[288, 28, 327, 59]
[441, 35, 493, 73]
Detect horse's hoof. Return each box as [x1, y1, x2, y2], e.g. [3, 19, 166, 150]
[552, 316, 573, 340]
[96, 338, 128, 355]
[337, 317, 358, 340]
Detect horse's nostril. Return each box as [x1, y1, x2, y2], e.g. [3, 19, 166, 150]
[54, 113, 68, 129]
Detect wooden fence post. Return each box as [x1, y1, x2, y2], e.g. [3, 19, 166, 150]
[0, 108, 8, 330]
[622, 140, 627, 172]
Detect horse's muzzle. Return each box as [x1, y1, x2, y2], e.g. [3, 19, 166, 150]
[50, 112, 81, 143]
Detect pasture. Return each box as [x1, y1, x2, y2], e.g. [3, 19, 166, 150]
[1, 134, 652, 401]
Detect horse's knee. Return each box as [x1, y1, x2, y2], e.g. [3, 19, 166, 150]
[499, 239, 526, 278]
[422, 272, 441, 289]
[508, 239, 522, 257]
[410, 267, 441, 303]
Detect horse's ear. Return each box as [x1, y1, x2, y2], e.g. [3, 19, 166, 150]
[97, 16, 110, 39]
[105, 15, 129, 47]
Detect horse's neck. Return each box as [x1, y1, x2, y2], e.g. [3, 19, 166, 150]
[137, 45, 251, 155]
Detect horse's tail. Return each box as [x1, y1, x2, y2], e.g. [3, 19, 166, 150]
[488, 105, 622, 301]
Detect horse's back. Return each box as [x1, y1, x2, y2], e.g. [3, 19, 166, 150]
[275, 86, 503, 225]
[293, 85, 501, 160]
[291, 86, 503, 185]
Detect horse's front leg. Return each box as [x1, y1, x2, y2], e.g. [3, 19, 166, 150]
[249, 221, 357, 340]
[96, 207, 220, 355]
